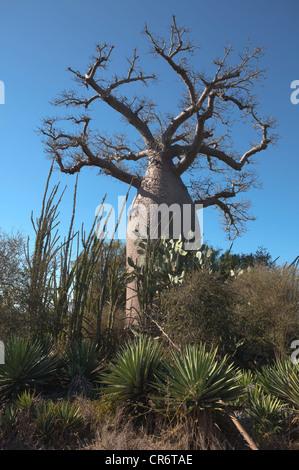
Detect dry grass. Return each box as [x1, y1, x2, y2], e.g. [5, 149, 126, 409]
[80, 402, 239, 451]
[0, 395, 296, 450]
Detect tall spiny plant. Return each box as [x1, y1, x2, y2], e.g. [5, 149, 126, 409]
[92, 189, 131, 344]
[65, 184, 132, 344]
[25, 164, 132, 343]
[68, 208, 108, 343]
[25, 165, 66, 335]
[52, 175, 79, 338]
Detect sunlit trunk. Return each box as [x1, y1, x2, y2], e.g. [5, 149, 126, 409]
[126, 156, 201, 326]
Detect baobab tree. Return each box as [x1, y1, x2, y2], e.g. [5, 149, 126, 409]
[41, 17, 276, 323]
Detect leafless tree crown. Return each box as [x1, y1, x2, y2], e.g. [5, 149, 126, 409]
[41, 16, 277, 238]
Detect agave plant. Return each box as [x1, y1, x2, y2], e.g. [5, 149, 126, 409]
[0, 405, 19, 431]
[155, 343, 244, 414]
[34, 401, 57, 440]
[0, 336, 59, 399]
[62, 339, 105, 395]
[15, 389, 38, 413]
[101, 335, 165, 404]
[257, 358, 299, 410]
[34, 399, 84, 440]
[232, 369, 257, 407]
[55, 401, 84, 433]
[246, 384, 288, 437]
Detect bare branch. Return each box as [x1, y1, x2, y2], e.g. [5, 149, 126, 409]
[146, 30, 268, 149]
[195, 189, 255, 239]
[40, 117, 143, 188]
[84, 76, 155, 147]
[107, 48, 157, 94]
[192, 170, 259, 238]
[51, 90, 102, 110]
[144, 16, 197, 105]
[194, 188, 236, 208]
[172, 106, 275, 174]
[85, 43, 114, 81]
[51, 43, 158, 148]
[173, 93, 216, 175]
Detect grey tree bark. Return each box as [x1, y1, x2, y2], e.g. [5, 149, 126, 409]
[126, 153, 201, 324]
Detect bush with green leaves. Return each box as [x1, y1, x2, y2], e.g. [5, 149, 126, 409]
[0, 229, 27, 340]
[161, 269, 236, 356]
[54, 401, 84, 433]
[232, 264, 299, 364]
[34, 401, 57, 440]
[161, 262, 298, 367]
[0, 405, 19, 431]
[62, 339, 105, 396]
[34, 400, 84, 440]
[128, 234, 221, 317]
[101, 335, 165, 405]
[257, 359, 299, 410]
[246, 385, 288, 438]
[0, 336, 59, 399]
[15, 389, 38, 414]
[232, 369, 257, 407]
[155, 343, 244, 415]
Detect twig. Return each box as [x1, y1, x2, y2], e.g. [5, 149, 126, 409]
[151, 318, 180, 351]
[220, 401, 259, 450]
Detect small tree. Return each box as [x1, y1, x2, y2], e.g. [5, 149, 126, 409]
[41, 16, 276, 323]
[0, 229, 27, 338]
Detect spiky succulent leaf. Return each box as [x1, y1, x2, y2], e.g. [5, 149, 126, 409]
[62, 339, 104, 384]
[155, 343, 244, 412]
[257, 359, 299, 410]
[101, 335, 164, 404]
[0, 336, 58, 399]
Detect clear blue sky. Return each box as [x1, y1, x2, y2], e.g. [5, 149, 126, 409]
[0, 0, 298, 263]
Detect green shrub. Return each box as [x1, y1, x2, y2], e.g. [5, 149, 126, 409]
[155, 343, 244, 415]
[161, 269, 236, 355]
[161, 263, 299, 367]
[62, 340, 105, 395]
[0, 336, 59, 399]
[246, 385, 288, 438]
[232, 369, 257, 407]
[0, 405, 19, 431]
[257, 358, 299, 410]
[34, 401, 57, 440]
[0, 229, 28, 341]
[15, 389, 38, 413]
[232, 264, 299, 364]
[54, 401, 84, 433]
[101, 335, 165, 405]
[34, 400, 84, 440]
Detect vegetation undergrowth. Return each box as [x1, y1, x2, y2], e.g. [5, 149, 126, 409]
[0, 167, 298, 450]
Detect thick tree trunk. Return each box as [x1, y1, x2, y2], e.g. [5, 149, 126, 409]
[125, 156, 201, 326]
